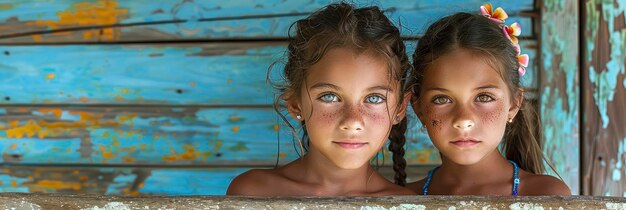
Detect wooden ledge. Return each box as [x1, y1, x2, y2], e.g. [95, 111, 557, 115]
[0, 193, 625, 209]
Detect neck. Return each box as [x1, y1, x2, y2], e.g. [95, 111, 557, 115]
[437, 150, 513, 186]
[296, 148, 375, 195]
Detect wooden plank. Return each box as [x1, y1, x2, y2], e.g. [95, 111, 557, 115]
[0, 0, 534, 43]
[582, 0, 626, 196]
[0, 193, 624, 209]
[0, 165, 434, 195]
[0, 106, 439, 165]
[539, 0, 580, 194]
[0, 41, 538, 105]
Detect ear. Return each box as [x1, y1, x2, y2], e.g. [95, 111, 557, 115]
[508, 88, 524, 121]
[393, 92, 413, 125]
[285, 91, 303, 121]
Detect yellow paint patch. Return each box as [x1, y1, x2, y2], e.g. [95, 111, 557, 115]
[26, 0, 129, 41]
[46, 73, 56, 80]
[138, 182, 144, 188]
[114, 95, 124, 101]
[25, 180, 81, 190]
[162, 144, 200, 162]
[4, 111, 128, 139]
[190, 81, 196, 87]
[214, 140, 222, 150]
[0, 4, 13, 10]
[79, 96, 88, 103]
[231, 126, 240, 133]
[9, 143, 17, 150]
[228, 115, 241, 122]
[227, 79, 233, 84]
[274, 124, 279, 131]
[39, 108, 63, 118]
[11, 181, 16, 187]
[122, 156, 135, 163]
[123, 189, 140, 196]
[98, 144, 116, 159]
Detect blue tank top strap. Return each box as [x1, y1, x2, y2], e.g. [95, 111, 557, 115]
[422, 166, 439, 195]
[421, 160, 520, 196]
[508, 160, 520, 196]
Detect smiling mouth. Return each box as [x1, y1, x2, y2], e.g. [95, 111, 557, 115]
[333, 141, 368, 149]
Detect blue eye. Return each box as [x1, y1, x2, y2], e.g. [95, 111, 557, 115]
[366, 95, 385, 104]
[432, 96, 451, 105]
[319, 93, 339, 103]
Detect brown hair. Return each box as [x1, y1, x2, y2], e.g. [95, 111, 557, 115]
[271, 2, 411, 185]
[408, 12, 546, 174]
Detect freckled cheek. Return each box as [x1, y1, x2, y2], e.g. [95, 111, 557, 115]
[477, 102, 507, 125]
[362, 109, 389, 124]
[309, 108, 339, 125]
[420, 104, 445, 132]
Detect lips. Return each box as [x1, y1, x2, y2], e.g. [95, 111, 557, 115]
[450, 138, 481, 147]
[333, 141, 368, 149]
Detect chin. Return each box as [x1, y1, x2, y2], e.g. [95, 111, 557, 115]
[445, 154, 485, 166]
[332, 158, 369, 170]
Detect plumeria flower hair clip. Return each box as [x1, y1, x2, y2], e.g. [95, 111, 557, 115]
[481, 3, 528, 76]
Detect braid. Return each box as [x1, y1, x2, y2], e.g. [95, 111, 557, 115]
[388, 117, 408, 186]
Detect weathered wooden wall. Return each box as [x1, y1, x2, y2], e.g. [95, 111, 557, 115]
[0, 0, 561, 195]
[539, 0, 581, 194]
[582, 0, 626, 196]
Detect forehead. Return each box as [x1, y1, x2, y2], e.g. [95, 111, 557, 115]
[306, 47, 395, 86]
[421, 49, 506, 89]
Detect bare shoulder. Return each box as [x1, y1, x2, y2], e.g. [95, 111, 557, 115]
[226, 169, 280, 195]
[405, 178, 427, 194]
[520, 172, 571, 196]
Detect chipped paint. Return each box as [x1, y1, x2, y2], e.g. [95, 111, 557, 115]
[540, 0, 580, 193]
[584, 0, 626, 196]
[26, 0, 128, 41]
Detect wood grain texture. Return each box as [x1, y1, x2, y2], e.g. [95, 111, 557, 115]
[0, 165, 434, 195]
[0, 41, 538, 105]
[582, 0, 626, 196]
[0, 0, 534, 43]
[0, 106, 440, 166]
[0, 193, 624, 209]
[539, 0, 581, 194]
[0, 0, 550, 196]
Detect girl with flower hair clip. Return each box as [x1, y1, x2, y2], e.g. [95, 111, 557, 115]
[227, 2, 414, 196]
[406, 4, 570, 195]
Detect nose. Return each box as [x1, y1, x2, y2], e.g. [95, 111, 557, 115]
[452, 104, 475, 131]
[340, 104, 364, 132]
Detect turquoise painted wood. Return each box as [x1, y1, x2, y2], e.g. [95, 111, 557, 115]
[0, 107, 294, 165]
[0, 106, 438, 166]
[0, 41, 538, 105]
[0, 166, 431, 195]
[582, 0, 626, 196]
[540, 0, 580, 194]
[0, 0, 533, 44]
[0, 0, 542, 196]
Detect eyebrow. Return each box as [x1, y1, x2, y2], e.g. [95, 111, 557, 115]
[309, 83, 394, 92]
[425, 85, 501, 92]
